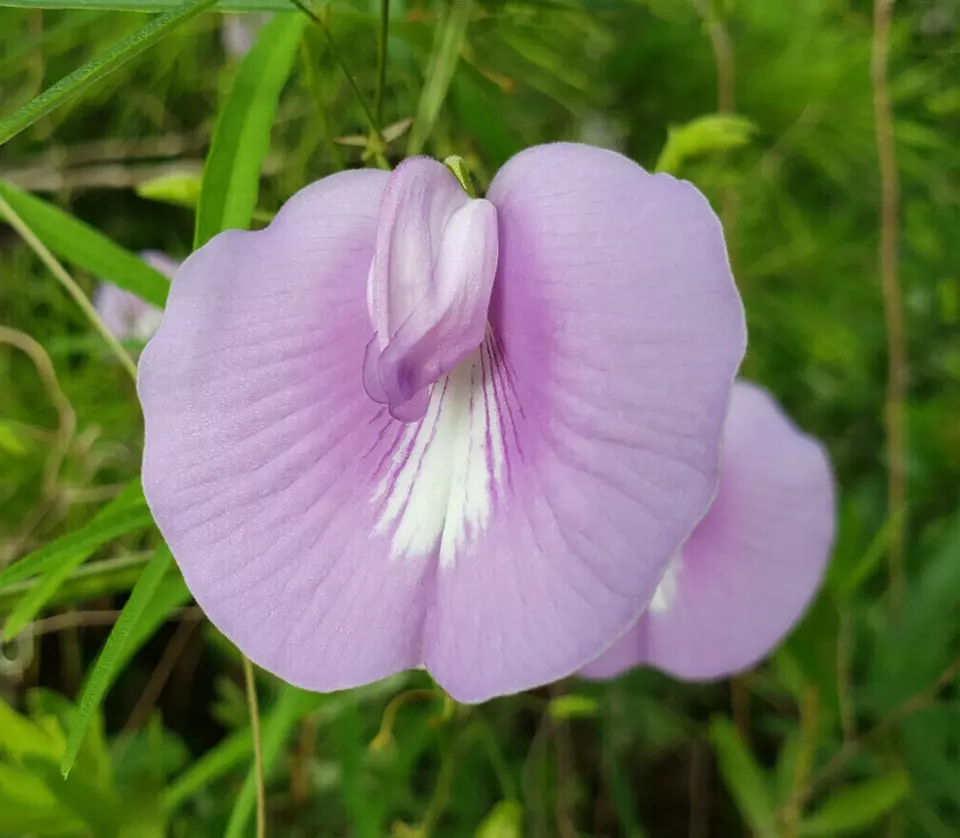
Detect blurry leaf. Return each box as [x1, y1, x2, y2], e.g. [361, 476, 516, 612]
[899, 703, 960, 812]
[406, 0, 473, 155]
[0, 762, 85, 836]
[0, 696, 62, 761]
[654, 114, 755, 174]
[774, 731, 801, 804]
[27, 690, 112, 788]
[452, 73, 522, 167]
[24, 755, 122, 836]
[0, 182, 170, 308]
[0, 420, 30, 456]
[709, 716, 776, 836]
[827, 510, 904, 598]
[865, 519, 960, 712]
[194, 14, 305, 248]
[163, 727, 252, 811]
[547, 694, 599, 720]
[0, 481, 150, 594]
[224, 684, 322, 838]
[2, 484, 154, 640]
[799, 773, 910, 836]
[0, 0, 218, 146]
[475, 800, 522, 838]
[136, 171, 202, 209]
[61, 546, 175, 778]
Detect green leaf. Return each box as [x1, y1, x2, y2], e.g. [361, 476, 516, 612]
[547, 694, 599, 721]
[654, 114, 755, 174]
[475, 800, 523, 838]
[60, 546, 175, 778]
[0, 696, 63, 762]
[406, 0, 473, 155]
[0, 0, 300, 8]
[799, 773, 910, 836]
[0, 762, 85, 836]
[194, 13, 305, 248]
[0, 0, 218, 146]
[2, 487, 155, 641]
[136, 171, 202, 209]
[163, 727, 252, 811]
[224, 684, 321, 838]
[0, 182, 170, 308]
[709, 716, 776, 836]
[24, 756, 122, 836]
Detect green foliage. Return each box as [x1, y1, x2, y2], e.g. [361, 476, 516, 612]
[194, 13, 305, 247]
[0, 0, 958, 834]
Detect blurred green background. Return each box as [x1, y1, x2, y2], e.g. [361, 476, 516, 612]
[1, 0, 959, 835]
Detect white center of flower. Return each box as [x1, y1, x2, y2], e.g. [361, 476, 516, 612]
[372, 338, 506, 567]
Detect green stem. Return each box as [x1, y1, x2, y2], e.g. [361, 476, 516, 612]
[376, 0, 390, 126]
[0, 193, 137, 381]
[289, 0, 390, 169]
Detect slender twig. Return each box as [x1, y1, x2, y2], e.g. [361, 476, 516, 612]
[376, 0, 390, 126]
[27, 606, 204, 638]
[801, 653, 960, 803]
[781, 688, 820, 837]
[837, 606, 856, 743]
[0, 193, 137, 381]
[288, 0, 389, 169]
[871, 0, 907, 611]
[244, 657, 267, 838]
[123, 618, 200, 732]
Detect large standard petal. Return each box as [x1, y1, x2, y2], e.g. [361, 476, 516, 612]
[421, 143, 746, 700]
[138, 169, 445, 692]
[580, 380, 836, 681]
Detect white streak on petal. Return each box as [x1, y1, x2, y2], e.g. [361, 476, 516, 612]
[374, 336, 506, 566]
[649, 552, 681, 614]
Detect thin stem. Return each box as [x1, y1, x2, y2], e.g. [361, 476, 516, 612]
[871, 0, 907, 611]
[0, 193, 137, 381]
[376, 0, 390, 126]
[288, 0, 389, 169]
[244, 657, 266, 838]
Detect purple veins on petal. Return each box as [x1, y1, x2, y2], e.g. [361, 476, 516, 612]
[579, 380, 837, 682]
[137, 143, 747, 703]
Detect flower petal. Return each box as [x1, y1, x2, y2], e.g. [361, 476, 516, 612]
[139, 169, 442, 692]
[364, 158, 498, 418]
[421, 143, 746, 700]
[580, 380, 836, 681]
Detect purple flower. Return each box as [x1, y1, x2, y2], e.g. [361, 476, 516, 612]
[94, 251, 178, 342]
[137, 143, 746, 702]
[580, 380, 836, 682]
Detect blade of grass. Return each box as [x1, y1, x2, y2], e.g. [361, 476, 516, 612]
[0, 482, 149, 591]
[61, 545, 175, 778]
[1, 486, 154, 640]
[194, 13, 306, 248]
[406, 0, 472, 155]
[0, 180, 170, 308]
[0, 0, 219, 147]
[0, 190, 138, 380]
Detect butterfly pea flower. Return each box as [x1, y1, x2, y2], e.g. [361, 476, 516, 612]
[137, 143, 746, 702]
[580, 380, 836, 682]
[94, 251, 177, 342]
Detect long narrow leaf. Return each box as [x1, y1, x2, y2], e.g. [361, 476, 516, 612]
[61, 546, 174, 778]
[406, 0, 472, 155]
[2, 487, 155, 640]
[0, 182, 170, 307]
[0, 481, 150, 592]
[0, 0, 218, 146]
[799, 773, 910, 836]
[709, 716, 777, 837]
[194, 14, 306, 247]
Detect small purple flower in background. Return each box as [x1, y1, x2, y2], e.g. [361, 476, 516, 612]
[580, 380, 836, 682]
[94, 251, 178, 342]
[220, 14, 272, 60]
[137, 143, 746, 702]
